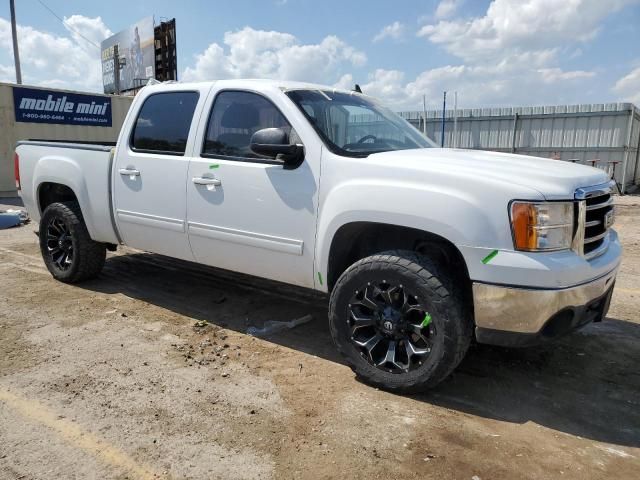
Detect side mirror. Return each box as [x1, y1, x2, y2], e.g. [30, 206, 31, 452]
[250, 128, 304, 169]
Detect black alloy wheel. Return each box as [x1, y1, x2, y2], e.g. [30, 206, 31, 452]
[39, 202, 106, 283]
[45, 216, 75, 271]
[348, 280, 435, 373]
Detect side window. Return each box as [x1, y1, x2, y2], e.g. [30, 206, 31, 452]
[131, 91, 199, 155]
[203, 91, 294, 160]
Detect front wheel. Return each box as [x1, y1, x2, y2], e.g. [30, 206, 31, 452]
[328, 250, 472, 392]
[39, 202, 106, 283]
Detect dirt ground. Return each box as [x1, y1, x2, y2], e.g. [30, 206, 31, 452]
[0, 196, 639, 480]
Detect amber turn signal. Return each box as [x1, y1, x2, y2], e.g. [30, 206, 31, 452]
[511, 202, 539, 250]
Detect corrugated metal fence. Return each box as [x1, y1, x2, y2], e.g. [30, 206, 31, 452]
[399, 103, 640, 192]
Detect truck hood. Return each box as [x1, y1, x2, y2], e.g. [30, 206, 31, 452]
[368, 148, 610, 200]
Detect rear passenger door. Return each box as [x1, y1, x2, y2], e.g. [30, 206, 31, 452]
[113, 88, 206, 260]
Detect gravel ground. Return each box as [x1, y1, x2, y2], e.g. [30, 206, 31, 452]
[0, 196, 639, 479]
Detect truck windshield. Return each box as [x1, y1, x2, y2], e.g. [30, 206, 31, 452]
[285, 90, 435, 157]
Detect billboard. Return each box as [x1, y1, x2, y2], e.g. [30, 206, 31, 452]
[101, 17, 155, 94]
[12, 86, 112, 127]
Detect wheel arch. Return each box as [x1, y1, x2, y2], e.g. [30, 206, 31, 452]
[35, 179, 100, 237]
[38, 182, 79, 214]
[325, 221, 471, 300]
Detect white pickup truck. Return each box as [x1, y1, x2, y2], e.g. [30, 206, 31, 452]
[15, 79, 621, 391]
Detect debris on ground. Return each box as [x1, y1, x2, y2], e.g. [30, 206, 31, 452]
[246, 314, 313, 337]
[0, 209, 29, 229]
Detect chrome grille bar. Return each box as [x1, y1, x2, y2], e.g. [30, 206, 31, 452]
[584, 231, 608, 244]
[586, 197, 614, 211]
[574, 180, 615, 260]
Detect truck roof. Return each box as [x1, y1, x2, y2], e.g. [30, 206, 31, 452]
[142, 78, 359, 95]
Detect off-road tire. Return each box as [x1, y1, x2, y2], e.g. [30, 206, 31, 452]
[39, 201, 106, 283]
[328, 250, 473, 392]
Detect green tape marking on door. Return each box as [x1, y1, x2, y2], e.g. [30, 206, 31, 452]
[209, 164, 220, 169]
[317, 272, 323, 285]
[482, 250, 499, 264]
[421, 313, 432, 328]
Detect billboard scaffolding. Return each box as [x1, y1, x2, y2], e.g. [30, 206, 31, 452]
[154, 19, 177, 84]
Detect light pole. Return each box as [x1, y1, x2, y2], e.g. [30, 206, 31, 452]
[9, 0, 22, 84]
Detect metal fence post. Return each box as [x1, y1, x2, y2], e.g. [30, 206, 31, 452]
[511, 113, 518, 153]
[621, 106, 634, 194]
[632, 107, 640, 186]
[441, 91, 446, 147]
[422, 95, 427, 136]
[453, 92, 458, 148]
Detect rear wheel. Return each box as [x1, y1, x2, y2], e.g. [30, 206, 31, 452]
[39, 202, 106, 283]
[328, 250, 472, 392]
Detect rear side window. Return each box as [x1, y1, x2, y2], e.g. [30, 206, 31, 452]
[202, 90, 293, 160]
[131, 91, 199, 155]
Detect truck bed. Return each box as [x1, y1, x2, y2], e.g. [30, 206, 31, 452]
[16, 140, 119, 244]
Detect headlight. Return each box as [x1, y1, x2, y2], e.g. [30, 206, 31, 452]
[510, 201, 574, 251]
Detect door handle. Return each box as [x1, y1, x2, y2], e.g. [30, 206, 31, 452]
[193, 177, 222, 186]
[119, 168, 140, 176]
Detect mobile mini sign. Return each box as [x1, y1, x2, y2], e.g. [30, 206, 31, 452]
[12, 87, 113, 127]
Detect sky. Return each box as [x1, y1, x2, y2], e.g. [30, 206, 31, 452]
[0, 0, 639, 111]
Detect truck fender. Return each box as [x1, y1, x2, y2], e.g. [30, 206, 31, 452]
[315, 181, 511, 290]
[32, 155, 101, 241]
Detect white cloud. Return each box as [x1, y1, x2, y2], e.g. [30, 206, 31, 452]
[63, 15, 112, 50]
[613, 67, 640, 104]
[0, 15, 111, 91]
[372, 21, 405, 43]
[360, 69, 409, 106]
[0, 63, 14, 82]
[358, 52, 599, 110]
[182, 26, 366, 84]
[537, 68, 595, 83]
[333, 73, 355, 90]
[419, 0, 638, 62]
[435, 0, 462, 19]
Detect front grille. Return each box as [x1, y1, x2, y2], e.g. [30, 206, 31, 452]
[575, 182, 615, 258]
[584, 194, 613, 254]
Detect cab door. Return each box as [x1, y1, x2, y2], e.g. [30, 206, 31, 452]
[186, 88, 321, 288]
[113, 88, 206, 260]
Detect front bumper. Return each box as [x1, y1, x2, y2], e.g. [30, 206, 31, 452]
[473, 268, 617, 347]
